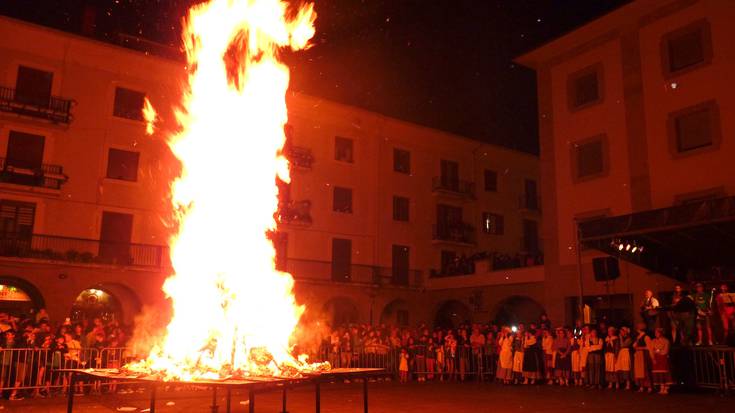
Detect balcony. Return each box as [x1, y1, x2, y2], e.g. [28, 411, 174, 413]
[276, 200, 312, 226]
[520, 237, 542, 254]
[0, 233, 169, 269]
[287, 146, 313, 169]
[432, 223, 477, 246]
[283, 258, 423, 288]
[432, 177, 475, 199]
[0, 158, 69, 190]
[426, 262, 544, 290]
[0, 86, 73, 124]
[519, 194, 541, 212]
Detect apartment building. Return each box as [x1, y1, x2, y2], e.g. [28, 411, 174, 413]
[517, 0, 735, 325]
[0, 15, 542, 328]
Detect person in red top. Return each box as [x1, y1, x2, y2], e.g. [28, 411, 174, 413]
[717, 284, 735, 344]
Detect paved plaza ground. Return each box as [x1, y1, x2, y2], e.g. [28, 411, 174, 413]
[1, 381, 731, 413]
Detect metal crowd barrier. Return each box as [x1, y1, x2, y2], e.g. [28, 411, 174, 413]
[320, 345, 496, 381]
[690, 347, 735, 392]
[0, 347, 134, 394]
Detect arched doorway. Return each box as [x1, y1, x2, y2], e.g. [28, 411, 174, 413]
[71, 283, 142, 326]
[380, 299, 410, 327]
[321, 297, 359, 328]
[493, 295, 545, 326]
[434, 300, 471, 329]
[0, 276, 44, 318]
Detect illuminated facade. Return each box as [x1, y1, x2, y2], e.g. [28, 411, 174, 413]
[517, 0, 734, 325]
[0, 16, 542, 328]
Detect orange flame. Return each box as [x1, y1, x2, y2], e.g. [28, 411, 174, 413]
[142, 97, 157, 135]
[129, 0, 322, 380]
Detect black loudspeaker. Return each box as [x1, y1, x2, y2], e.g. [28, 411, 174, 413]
[593, 257, 620, 281]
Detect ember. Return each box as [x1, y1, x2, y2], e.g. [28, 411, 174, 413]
[126, 0, 327, 380]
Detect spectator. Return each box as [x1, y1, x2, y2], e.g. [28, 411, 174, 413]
[541, 329, 554, 383]
[585, 329, 604, 389]
[398, 348, 409, 383]
[496, 328, 513, 384]
[615, 327, 633, 390]
[570, 329, 582, 386]
[692, 283, 714, 346]
[522, 329, 542, 385]
[552, 328, 571, 386]
[640, 290, 660, 336]
[650, 328, 672, 395]
[633, 323, 653, 393]
[717, 284, 735, 344]
[604, 327, 619, 389]
[4, 329, 27, 400]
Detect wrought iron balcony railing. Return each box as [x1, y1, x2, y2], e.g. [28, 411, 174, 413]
[0, 233, 169, 269]
[432, 223, 477, 245]
[519, 194, 541, 212]
[432, 177, 475, 198]
[276, 200, 312, 225]
[0, 86, 73, 124]
[0, 158, 68, 190]
[287, 146, 313, 169]
[282, 258, 422, 288]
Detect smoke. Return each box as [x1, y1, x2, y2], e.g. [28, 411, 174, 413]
[291, 307, 330, 360]
[127, 304, 171, 359]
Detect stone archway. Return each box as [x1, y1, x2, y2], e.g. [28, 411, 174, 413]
[71, 283, 142, 326]
[434, 300, 471, 329]
[321, 296, 359, 328]
[493, 295, 546, 326]
[0, 275, 45, 317]
[380, 299, 410, 327]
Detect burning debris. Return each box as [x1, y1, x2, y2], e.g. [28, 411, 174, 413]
[125, 0, 328, 381]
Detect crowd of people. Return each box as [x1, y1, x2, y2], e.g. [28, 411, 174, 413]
[1, 281, 733, 400]
[641, 283, 735, 346]
[434, 251, 544, 277]
[315, 314, 677, 394]
[316, 284, 735, 395]
[0, 310, 131, 400]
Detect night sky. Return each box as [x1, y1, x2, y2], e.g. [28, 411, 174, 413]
[1, 0, 629, 154]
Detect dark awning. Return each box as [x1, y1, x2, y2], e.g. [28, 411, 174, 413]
[578, 196, 735, 279]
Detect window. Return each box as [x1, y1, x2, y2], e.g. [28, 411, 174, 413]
[393, 148, 410, 174]
[392, 245, 410, 286]
[334, 136, 354, 163]
[331, 238, 352, 282]
[106, 149, 140, 182]
[567, 64, 602, 110]
[572, 136, 607, 181]
[99, 211, 133, 264]
[484, 169, 497, 192]
[669, 101, 720, 154]
[523, 219, 539, 252]
[0, 200, 35, 237]
[6, 131, 44, 169]
[662, 20, 712, 76]
[440, 159, 459, 190]
[575, 210, 609, 251]
[436, 204, 462, 229]
[113, 87, 146, 121]
[15, 66, 53, 107]
[271, 232, 288, 272]
[524, 179, 539, 210]
[392, 196, 409, 222]
[333, 186, 352, 213]
[482, 213, 504, 235]
[440, 250, 456, 274]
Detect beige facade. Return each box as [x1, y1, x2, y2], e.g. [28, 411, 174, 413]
[517, 0, 735, 325]
[0, 16, 542, 328]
